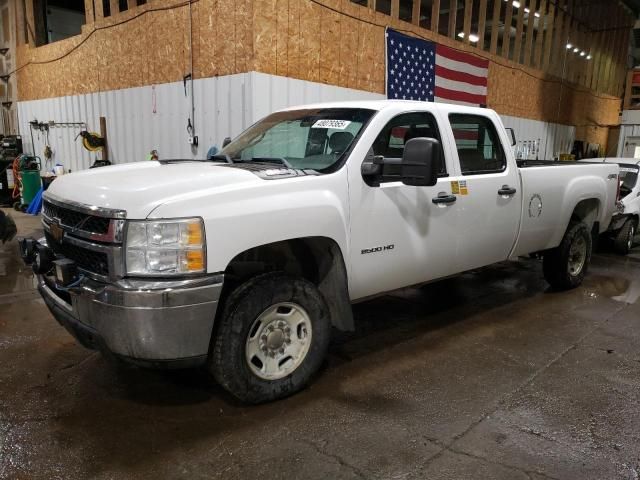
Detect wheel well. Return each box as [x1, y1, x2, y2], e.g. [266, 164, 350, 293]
[571, 198, 600, 230]
[220, 238, 354, 331]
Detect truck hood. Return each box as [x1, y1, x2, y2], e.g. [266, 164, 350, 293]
[45, 161, 261, 218]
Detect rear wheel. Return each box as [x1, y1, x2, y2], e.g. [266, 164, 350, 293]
[210, 272, 331, 404]
[613, 218, 636, 255]
[543, 221, 592, 290]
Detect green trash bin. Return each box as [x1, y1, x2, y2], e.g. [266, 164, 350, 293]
[21, 170, 41, 206]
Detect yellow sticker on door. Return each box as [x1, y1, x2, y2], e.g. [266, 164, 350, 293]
[451, 181, 460, 194]
[459, 180, 468, 195]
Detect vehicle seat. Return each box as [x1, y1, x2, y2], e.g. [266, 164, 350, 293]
[329, 132, 355, 155]
[404, 126, 435, 142]
[458, 149, 489, 172]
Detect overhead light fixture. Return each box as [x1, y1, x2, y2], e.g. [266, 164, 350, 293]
[457, 32, 480, 43]
[573, 47, 579, 53]
[534, 12, 540, 17]
[2, 101, 12, 109]
[566, 43, 573, 49]
[512, 1, 521, 8]
[0, 74, 9, 83]
[580, 51, 586, 56]
[586, 54, 592, 60]
[0, 48, 9, 56]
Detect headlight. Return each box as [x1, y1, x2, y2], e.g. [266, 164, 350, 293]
[125, 218, 206, 276]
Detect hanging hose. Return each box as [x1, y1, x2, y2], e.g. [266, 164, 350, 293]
[75, 131, 104, 152]
[11, 155, 22, 200]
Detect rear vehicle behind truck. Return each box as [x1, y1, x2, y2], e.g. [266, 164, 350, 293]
[19, 100, 619, 403]
[582, 158, 639, 254]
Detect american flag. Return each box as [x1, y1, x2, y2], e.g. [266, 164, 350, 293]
[385, 28, 489, 107]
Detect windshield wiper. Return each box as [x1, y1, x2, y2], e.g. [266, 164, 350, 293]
[209, 154, 234, 164]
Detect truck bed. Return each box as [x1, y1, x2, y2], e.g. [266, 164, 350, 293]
[511, 161, 619, 258]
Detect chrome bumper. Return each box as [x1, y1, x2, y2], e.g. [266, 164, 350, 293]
[38, 273, 223, 365]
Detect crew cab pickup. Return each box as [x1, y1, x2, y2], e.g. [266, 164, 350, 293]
[20, 101, 619, 403]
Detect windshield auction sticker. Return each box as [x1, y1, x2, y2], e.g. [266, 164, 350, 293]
[312, 119, 352, 129]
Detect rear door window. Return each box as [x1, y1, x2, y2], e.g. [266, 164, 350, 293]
[449, 114, 506, 175]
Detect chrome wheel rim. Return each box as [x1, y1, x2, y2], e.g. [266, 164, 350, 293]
[568, 236, 587, 276]
[628, 225, 635, 250]
[245, 302, 312, 380]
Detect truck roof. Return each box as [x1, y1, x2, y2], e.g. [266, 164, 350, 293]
[279, 99, 496, 116]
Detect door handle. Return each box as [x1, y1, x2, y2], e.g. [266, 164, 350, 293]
[498, 185, 517, 196]
[432, 193, 457, 205]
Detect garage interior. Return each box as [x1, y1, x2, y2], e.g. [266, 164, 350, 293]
[2, 0, 640, 479]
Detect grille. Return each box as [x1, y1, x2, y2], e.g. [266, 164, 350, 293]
[45, 231, 110, 277]
[43, 201, 111, 234]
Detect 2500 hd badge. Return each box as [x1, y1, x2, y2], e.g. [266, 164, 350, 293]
[361, 244, 395, 255]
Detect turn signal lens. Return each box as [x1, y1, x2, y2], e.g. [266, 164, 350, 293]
[186, 250, 205, 271]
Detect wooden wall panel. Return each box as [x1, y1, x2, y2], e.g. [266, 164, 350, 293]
[476, 0, 487, 50]
[512, 0, 525, 63]
[463, 0, 472, 45]
[489, 0, 501, 54]
[14, 0, 631, 149]
[431, 0, 440, 32]
[448, 0, 457, 39]
[541, 1, 553, 71]
[501, 1, 513, 59]
[287, 0, 301, 79]
[523, 0, 537, 66]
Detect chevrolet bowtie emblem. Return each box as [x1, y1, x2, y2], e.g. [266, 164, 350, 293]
[49, 221, 64, 242]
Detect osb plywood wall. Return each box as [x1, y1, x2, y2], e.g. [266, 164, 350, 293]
[16, 0, 251, 100]
[252, 0, 621, 146]
[16, 0, 622, 146]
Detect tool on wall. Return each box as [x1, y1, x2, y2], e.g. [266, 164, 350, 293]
[75, 130, 105, 151]
[185, 0, 198, 150]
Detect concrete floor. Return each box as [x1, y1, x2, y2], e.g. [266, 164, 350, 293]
[1, 209, 640, 480]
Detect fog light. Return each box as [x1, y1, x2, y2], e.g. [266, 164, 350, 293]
[53, 258, 78, 287]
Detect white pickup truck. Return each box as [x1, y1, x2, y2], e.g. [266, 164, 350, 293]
[21, 100, 619, 403]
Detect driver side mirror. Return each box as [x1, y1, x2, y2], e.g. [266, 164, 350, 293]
[401, 137, 441, 187]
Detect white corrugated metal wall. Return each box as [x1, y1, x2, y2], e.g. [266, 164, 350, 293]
[500, 114, 575, 160]
[17, 71, 575, 172]
[618, 124, 640, 158]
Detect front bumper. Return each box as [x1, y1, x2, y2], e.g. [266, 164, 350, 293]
[38, 273, 223, 366]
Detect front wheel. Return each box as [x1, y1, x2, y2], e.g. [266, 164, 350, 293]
[543, 221, 592, 290]
[209, 272, 331, 404]
[613, 218, 637, 255]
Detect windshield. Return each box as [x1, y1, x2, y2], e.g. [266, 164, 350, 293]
[618, 164, 639, 198]
[220, 108, 375, 172]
